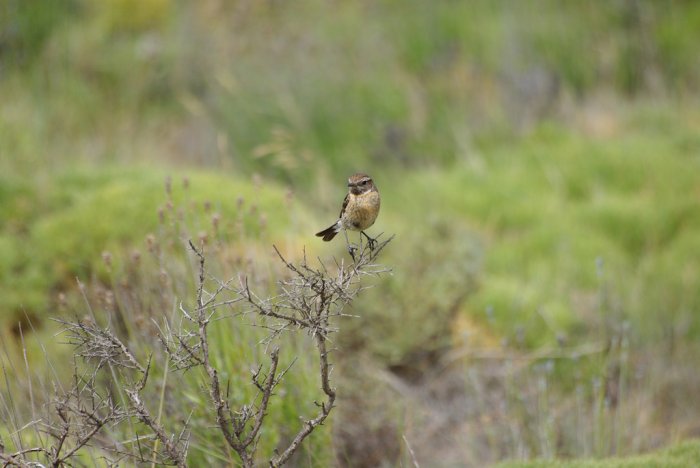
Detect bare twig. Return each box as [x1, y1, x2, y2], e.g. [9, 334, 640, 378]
[24, 234, 392, 467]
[180, 237, 392, 466]
[270, 331, 336, 467]
[403, 434, 420, 468]
[124, 388, 187, 467]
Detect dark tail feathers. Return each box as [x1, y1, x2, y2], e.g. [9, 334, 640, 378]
[315, 222, 340, 241]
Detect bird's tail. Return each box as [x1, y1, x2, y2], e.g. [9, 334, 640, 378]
[315, 221, 341, 241]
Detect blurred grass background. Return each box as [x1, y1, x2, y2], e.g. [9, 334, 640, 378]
[1, 0, 700, 465]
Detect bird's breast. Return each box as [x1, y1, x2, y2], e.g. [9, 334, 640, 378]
[343, 191, 380, 231]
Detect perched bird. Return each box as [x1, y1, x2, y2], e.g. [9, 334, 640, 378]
[315, 173, 380, 247]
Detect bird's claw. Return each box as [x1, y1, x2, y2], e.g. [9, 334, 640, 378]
[366, 237, 377, 251]
[361, 232, 378, 251]
[348, 244, 358, 262]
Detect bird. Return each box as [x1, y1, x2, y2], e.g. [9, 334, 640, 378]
[315, 173, 381, 249]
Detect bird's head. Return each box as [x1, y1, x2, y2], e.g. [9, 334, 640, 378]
[348, 173, 375, 195]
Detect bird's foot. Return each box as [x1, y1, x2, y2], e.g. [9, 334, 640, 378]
[361, 232, 378, 251]
[347, 243, 358, 262]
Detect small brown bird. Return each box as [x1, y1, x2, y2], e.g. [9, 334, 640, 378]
[316, 173, 380, 246]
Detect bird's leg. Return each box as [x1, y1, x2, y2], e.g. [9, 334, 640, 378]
[361, 231, 377, 251]
[344, 228, 357, 261]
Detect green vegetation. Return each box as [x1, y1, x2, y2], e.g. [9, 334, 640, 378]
[500, 439, 700, 468]
[2, 0, 700, 465]
[0, 167, 301, 326]
[385, 115, 700, 347]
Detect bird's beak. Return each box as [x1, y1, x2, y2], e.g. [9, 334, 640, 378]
[347, 182, 354, 187]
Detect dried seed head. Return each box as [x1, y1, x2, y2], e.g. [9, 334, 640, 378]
[198, 231, 208, 245]
[159, 269, 169, 286]
[146, 233, 156, 252]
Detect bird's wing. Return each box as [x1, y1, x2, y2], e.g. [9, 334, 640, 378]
[339, 193, 350, 219]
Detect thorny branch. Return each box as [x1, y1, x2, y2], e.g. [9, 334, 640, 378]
[46, 375, 120, 467]
[6, 234, 392, 467]
[178, 235, 392, 466]
[50, 318, 190, 468]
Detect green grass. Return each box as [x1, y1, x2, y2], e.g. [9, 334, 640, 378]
[372, 111, 700, 348]
[4, 1, 700, 182]
[499, 439, 700, 467]
[0, 167, 310, 328]
[0, 175, 332, 465]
